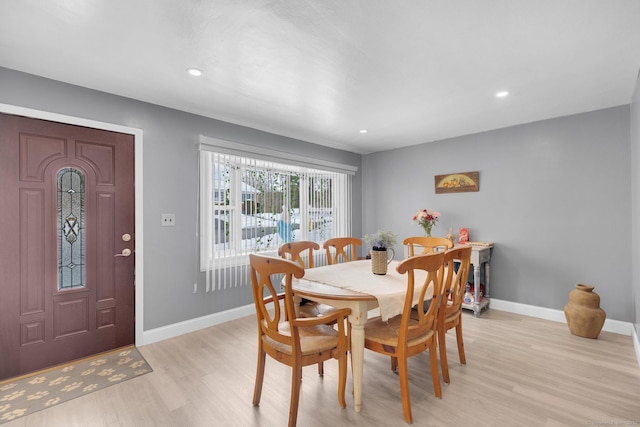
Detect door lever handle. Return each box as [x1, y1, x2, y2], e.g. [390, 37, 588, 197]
[114, 248, 132, 257]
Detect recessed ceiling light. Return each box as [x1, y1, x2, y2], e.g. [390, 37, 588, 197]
[187, 68, 203, 77]
[495, 91, 509, 98]
[359, 129, 368, 134]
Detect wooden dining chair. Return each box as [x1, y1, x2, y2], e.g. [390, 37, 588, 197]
[363, 252, 445, 424]
[323, 237, 362, 264]
[278, 241, 320, 269]
[403, 236, 453, 257]
[249, 254, 351, 427]
[278, 241, 337, 375]
[438, 246, 472, 384]
[278, 241, 337, 320]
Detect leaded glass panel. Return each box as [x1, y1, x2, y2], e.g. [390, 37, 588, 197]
[57, 168, 85, 290]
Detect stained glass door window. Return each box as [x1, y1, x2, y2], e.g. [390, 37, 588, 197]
[57, 168, 85, 290]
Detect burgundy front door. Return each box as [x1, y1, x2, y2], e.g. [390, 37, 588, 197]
[0, 113, 135, 380]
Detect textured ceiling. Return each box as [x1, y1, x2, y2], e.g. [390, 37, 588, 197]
[1, 0, 639, 154]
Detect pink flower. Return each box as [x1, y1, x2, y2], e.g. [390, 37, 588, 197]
[412, 209, 440, 234]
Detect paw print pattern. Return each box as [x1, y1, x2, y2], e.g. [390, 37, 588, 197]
[117, 357, 133, 365]
[0, 349, 150, 423]
[97, 368, 115, 377]
[27, 391, 49, 401]
[28, 376, 47, 385]
[48, 376, 70, 386]
[44, 397, 61, 407]
[0, 383, 17, 392]
[60, 382, 83, 392]
[0, 390, 25, 402]
[1, 408, 27, 421]
[108, 374, 127, 382]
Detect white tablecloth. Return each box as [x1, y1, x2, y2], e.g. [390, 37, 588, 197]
[297, 260, 430, 321]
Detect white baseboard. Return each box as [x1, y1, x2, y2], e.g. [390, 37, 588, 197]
[489, 298, 632, 336]
[139, 303, 255, 346]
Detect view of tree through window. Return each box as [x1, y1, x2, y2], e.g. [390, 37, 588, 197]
[200, 149, 352, 281]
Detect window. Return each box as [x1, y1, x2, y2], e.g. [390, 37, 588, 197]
[199, 137, 355, 291]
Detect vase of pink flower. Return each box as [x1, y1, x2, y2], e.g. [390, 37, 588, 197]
[412, 209, 440, 237]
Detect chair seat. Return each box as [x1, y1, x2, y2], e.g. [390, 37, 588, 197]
[299, 301, 338, 318]
[364, 315, 434, 347]
[263, 321, 339, 356]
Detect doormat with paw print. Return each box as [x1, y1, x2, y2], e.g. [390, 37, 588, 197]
[0, 346, 152, 424]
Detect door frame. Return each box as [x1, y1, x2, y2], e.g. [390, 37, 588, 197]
[0, 102, 145, 346]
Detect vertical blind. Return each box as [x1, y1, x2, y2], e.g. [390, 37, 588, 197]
[199, 140, 354, 292]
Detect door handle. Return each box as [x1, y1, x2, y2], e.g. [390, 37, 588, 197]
[114, 248, 132, 257]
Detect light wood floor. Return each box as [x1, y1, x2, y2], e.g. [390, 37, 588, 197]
[7, 309, 640, 426]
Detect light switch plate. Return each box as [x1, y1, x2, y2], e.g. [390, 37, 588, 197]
[161, 213, 176, 227]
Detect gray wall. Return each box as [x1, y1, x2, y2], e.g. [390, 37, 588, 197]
[1, 66, 635, 329]
[0, 67, 363, 330]
[362, 106, 633, 322]
[632, 72, 640, 335]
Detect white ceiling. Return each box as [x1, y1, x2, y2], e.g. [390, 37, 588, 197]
[1, 1, 639, 154]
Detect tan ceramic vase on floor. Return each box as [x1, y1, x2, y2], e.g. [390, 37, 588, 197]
[563, 284, 606, 339]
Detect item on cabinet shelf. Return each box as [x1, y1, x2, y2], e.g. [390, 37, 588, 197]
[458, 227, 469, 244]
[467, 282, 484, 301]
[370, 248, 394, 275]
[463, 290, 474, 304]
[564, 284, 606, 339]
[446, 228, 455, 243]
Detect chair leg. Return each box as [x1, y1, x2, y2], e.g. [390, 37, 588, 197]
[289, 364, 303, 427]
[390, 356, 398, 372]
[429, 342, 442, 399]
[318, 361, 324, 376]
[397, 356, 412, 424]
[252, 350, 266, 406]
[438, 326, 450, 384]
[456, 322, 466, 365]
[337, 353, 347, 408]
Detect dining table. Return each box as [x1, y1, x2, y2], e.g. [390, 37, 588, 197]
[291, 259, 428, 413]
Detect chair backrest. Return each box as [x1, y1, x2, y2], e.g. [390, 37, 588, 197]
[323, 237, 362, 265]
[403, 236, 453, 257]
[441, 246, 472, 318]
[396, 252, 445, 343]
[249, 254, 305, 349]
[278, 241, 320, 269]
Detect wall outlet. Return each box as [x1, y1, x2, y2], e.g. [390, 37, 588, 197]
[161, 213, 176, 227]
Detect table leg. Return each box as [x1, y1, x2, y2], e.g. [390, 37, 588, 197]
[350, 321, 365, 412]
[347, 303, 369, 413]
[473, 263, 481, 318]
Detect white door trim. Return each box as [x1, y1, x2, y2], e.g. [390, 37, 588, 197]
[0, 103, 145, 346]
